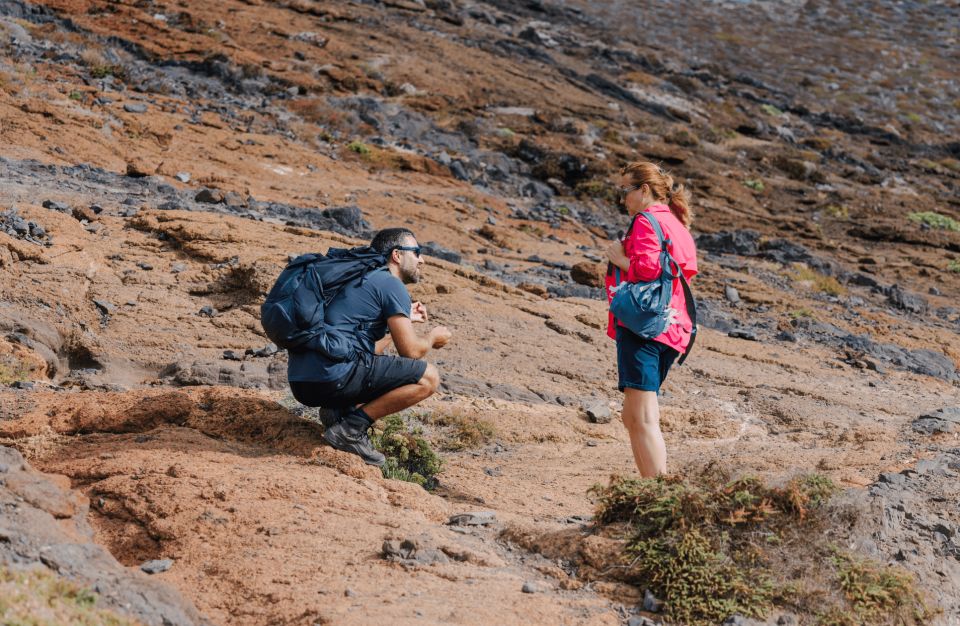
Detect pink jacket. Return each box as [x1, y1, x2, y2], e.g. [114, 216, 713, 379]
[605, 203, 698, 353]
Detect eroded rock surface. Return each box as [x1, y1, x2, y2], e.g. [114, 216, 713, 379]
[0, 446, 207, 626]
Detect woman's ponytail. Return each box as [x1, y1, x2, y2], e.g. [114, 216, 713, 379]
[662, 172, 693, 227]
[667, 182, 692, 227]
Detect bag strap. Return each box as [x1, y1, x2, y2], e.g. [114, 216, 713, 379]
[676, 270, 697, 365]
[638, 212, 667, 252]
[637, 212, 698, 365]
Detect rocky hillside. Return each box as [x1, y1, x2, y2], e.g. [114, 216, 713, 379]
[1, 1, 958, 624]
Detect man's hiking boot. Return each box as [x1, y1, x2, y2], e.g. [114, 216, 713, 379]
[323, 413, 385, 467]
[317, 407, 345, 430]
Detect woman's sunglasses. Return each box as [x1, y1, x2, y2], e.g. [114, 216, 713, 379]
[617, 185, 641, 203]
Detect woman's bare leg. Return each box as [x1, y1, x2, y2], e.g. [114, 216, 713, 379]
[621, 388, 667, 477]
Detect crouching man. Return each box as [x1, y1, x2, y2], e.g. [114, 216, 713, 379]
[288, 228, 452, 466]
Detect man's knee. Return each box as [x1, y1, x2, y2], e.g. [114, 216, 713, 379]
[418, 363, 440, 395]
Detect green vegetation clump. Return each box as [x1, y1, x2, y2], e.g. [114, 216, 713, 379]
[830, 552, 934, 625]
[907, 211, 960, 231]
[0, 566, 138, 625]
[628, 528, 774, 623]
[823, 204, 849, 220]
[371, 414, 443, 488]
[518, 223, 545, 237]
[789, 307, 814, 319]
[760, 104, 784, 116]
[591, 472, 839, 625]
[89, 64, 126, 80]
[347, 140, 371, 155]
[948, 259, 960, 273]
[589, 472, 930, 625]
[743, 179, 765, 192]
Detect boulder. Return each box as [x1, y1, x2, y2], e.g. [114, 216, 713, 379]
[570, 261, 604, 288]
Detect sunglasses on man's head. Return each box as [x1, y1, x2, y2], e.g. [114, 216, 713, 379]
[393, 245, 422, 258]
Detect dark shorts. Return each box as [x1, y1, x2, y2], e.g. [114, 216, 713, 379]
[289, 353, 428, 410]
[616, 326, 679, 393]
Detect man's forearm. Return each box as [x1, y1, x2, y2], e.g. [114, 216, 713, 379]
[396, 333, 432, 360]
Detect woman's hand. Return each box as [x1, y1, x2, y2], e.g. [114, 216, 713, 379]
[606, 241, 630, 271]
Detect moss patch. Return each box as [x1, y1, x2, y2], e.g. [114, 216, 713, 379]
[0, 566, 138, 625]
[907, 211, 960, 231]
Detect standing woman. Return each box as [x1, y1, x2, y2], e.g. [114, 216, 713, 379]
[605, 162, 698, 477]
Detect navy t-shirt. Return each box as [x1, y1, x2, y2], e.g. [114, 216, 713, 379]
[287, 268, 411, 382]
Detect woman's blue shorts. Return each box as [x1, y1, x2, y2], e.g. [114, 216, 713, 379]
[616, 326, 680, 393]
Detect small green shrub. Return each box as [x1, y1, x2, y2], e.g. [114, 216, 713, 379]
[89, 64, 126, 80]
[496, 127, 515, 138]
[590, 471, 840, 625]
[347, 140, 370, 155]
[760, 104, 784, 116]
[743, 179, 765, 192]
[824, 204, 849, 220]
[629, 528, 773, 624]
[371, 414, 442, 488]
[831, 552, 933, 624]
[518, 223, 545, 237]
[907, 211, 960, 231]
[789, 308, 813, 319]
[586, 471, 933, 625]
[68, 90, 83, 101]
[947, 259, 960, 273]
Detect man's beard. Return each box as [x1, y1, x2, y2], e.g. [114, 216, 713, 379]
[400, 265, 420, 284]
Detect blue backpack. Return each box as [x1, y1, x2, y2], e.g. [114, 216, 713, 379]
[260, 246, 387, 360]
[608, 211, 697, 364]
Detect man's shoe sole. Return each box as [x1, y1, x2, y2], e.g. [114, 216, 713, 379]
[323, 427, 386, 467]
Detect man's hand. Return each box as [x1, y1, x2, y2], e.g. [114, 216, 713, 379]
[428, 326, 452, 349]
[411, 301, 428, 323]
[606, 240, 629, 271]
